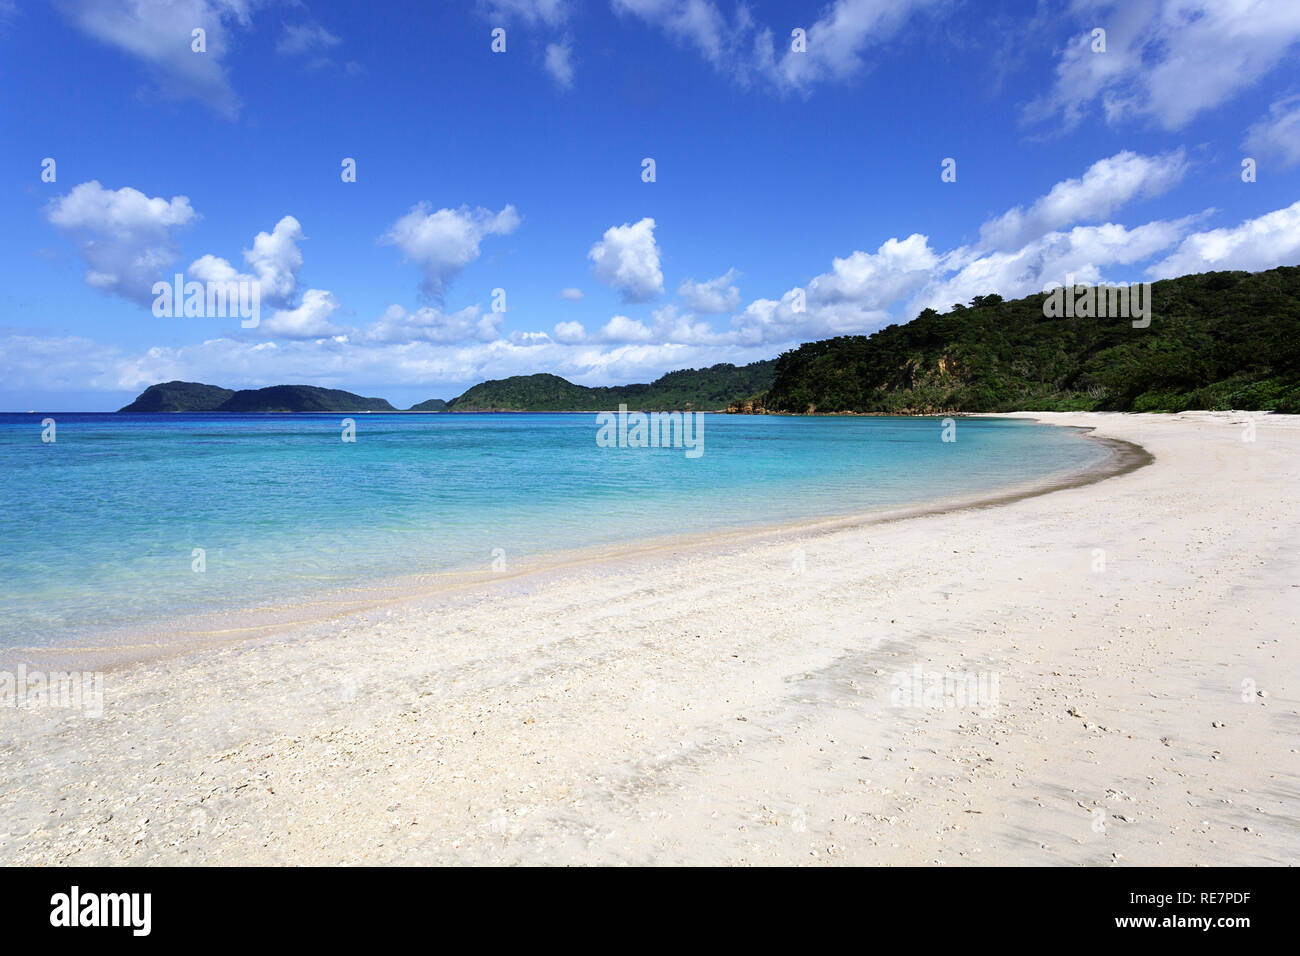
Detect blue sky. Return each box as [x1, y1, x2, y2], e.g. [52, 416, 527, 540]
[2, 0, 1299, 410]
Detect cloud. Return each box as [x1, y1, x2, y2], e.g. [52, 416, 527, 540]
[25, 151, 1300, 405]
[809, 235, 938, 307]
[189, 215, 305, 307]
[0, 333, 128, 393]
[612, 0, 937, 93]
[187, 217, 340, 341]
[597, 314, 655, 343]
[914, 218, 1201, 315]
[558, 287, 584, 300]
[719, 213, 1200, 347]
[544, 41, 574, 87]
[1244, 95, 1300, 169]
[509, 330, 553, 346]
[45, 180, 197, 304]
[0, 330, 780, 399]
[677, 269, 740, 312]
[612, 0, 746, 72]
[18, 201, 1300, 399]
[721, 153, 1219, 345]
[539, 154, 1224, 353]
[476, 1, 571, 83]
[259, 289, 347, 339]
[711, 233, 937, 346]
[766, 0, 940, 93]
[1147, 200, 1300, 279]
[552, 320, 586, 343]
[729, 287, 888, 347]
[54, 0, 255, 118]
[588, 217, 663, 303]
[242, 216, 306, 300]
[648, 304, 728, 345]
[363, 304, 501, 344]
[1028, 0, 1300, 131]
[479, 0, 569, 25]
[277, 21, 341, 57]
[978, 150, 1187, 250]
[381, 203, 521, 300]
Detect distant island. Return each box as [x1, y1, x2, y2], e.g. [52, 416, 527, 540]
[444, 362, 777, 411]
[734, 265, 1300, 415]
[118, 361, 778, 413]
[119, 266, 1299, 416]
[120, 383, 397, 413]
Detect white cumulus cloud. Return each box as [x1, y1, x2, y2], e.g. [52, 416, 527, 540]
[259, 289, 347, 340]
[979, 150, 1187, 250]
[189, 215, 305, 307]
[914, 218, 1201, 316]
[552, 320, 587, 343]
[364, 304, 501, 345]
[382, 203, 521, 300]
[1147, 200, 1300, 279]
[598, 314, 656, 343]
[678, 269, 741, 313]
[808, 234, 938, 308]
[46, 180, 197, 304]
[589, 217, 663, 303]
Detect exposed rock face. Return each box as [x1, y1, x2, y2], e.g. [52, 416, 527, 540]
[726, 396, 769, 414]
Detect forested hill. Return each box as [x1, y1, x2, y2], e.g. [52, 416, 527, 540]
[440, 360, 777, 411]
[117, 360, 777, 413]
[118, 381, 234, 412]
[407, 398, 447, 411]
[736, 266, 1300, 415]
[120, 382, 395, 412]
[119, 266, 1298, 416]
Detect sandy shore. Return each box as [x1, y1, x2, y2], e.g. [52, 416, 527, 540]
[1, 411, 1296, 866]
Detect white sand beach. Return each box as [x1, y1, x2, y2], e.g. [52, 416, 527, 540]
[1, 411, 1296, 866]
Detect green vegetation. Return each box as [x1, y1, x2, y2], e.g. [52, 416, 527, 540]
[121, 362, 775, 414]
[121, 383, 395, 412]
[745, 266, 1300, 415]
[439, 361, 777, 411]
[446, 373, 598, 411]
[118, 381, 235, 412]
[216, 386, 395, 412]
[407, 398, 448, 411]
[121, 265, 1300, 417]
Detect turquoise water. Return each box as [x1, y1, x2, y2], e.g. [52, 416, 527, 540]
[0, 413, 1108, 647]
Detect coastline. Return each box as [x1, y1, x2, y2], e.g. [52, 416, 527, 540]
[1, 411, 1295, 865]
[5, 419, 1142, 674]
